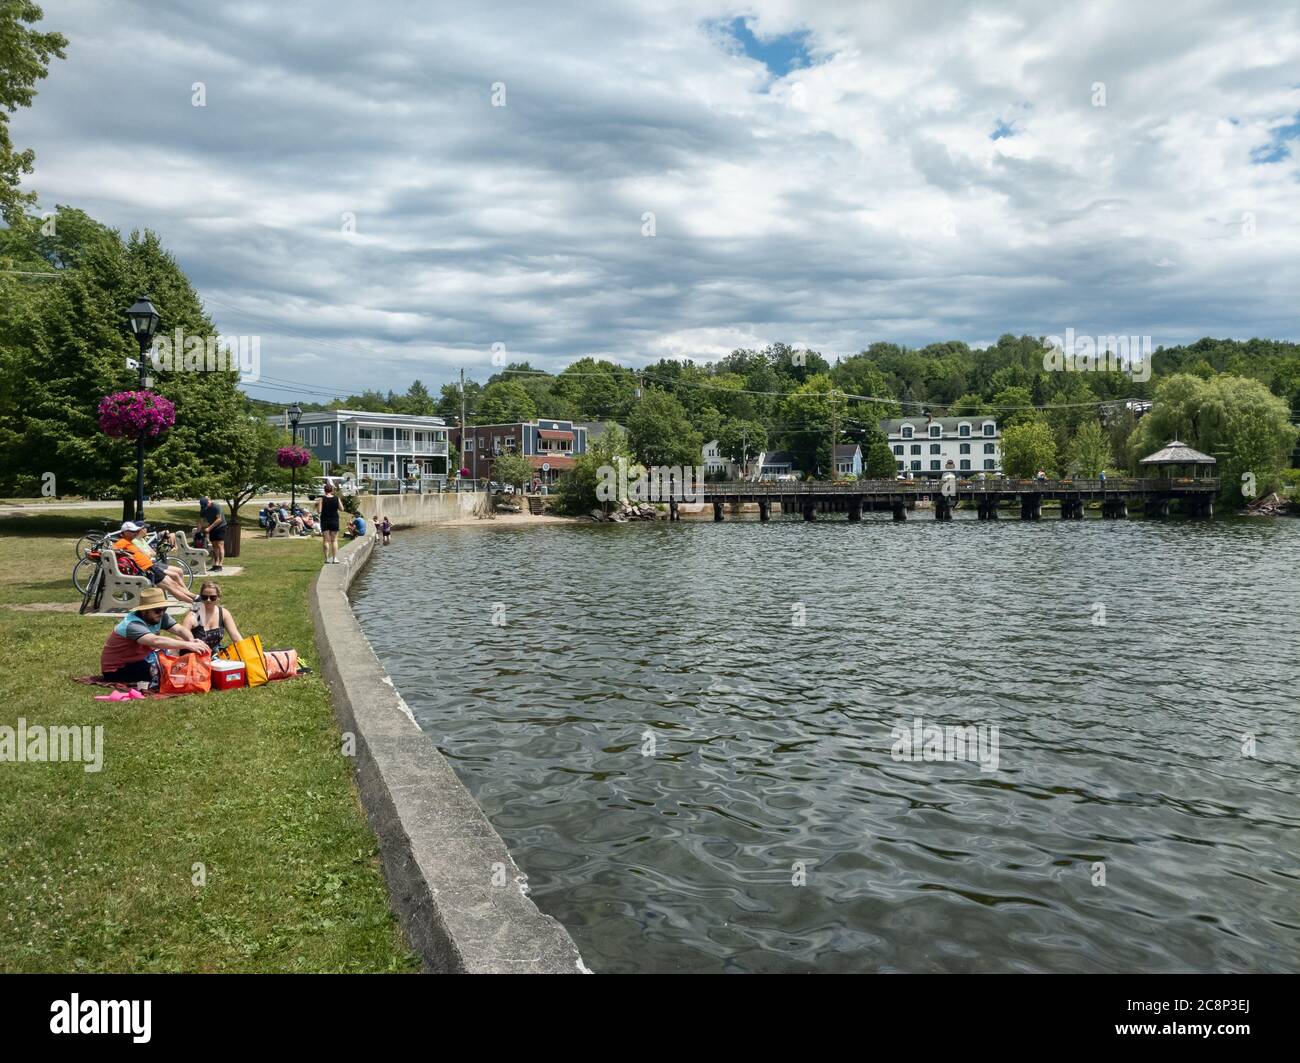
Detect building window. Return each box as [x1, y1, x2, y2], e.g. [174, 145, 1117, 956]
[983, 423, 995, 436]
[896, 461, 905, 471]
[893, 445, 903, 456]
[984, 459, 995, 470]
[323, 426, 332, 446]
[901, 425, 913, 439]
[959, 424, 971, 437]
[308, 427, 318, 445]
[910, 444, 921, 456]
[929, 425, 941, 438]
[930, 460, 940, 471]
[322, 460, 331, 474]
[960, 459, 971, 471]
[959, 443, 970, 455]
[464, 438, 474, 452]
[984, 442, 995, 454]
[929, 443, 940, 455]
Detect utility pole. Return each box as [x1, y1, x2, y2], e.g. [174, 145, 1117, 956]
[460, 367, 473, 485]
[829, 389, 840, 480]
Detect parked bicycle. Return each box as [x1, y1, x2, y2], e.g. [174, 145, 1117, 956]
[72, 532, 193, 598]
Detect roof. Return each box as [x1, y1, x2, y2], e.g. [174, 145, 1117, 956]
[881, 416, 997, 433]
[272, 409, 447, 427]
[834, 443, 861, 460]
[762, 451, 797, 466]
[1139, 439, 1217, 465]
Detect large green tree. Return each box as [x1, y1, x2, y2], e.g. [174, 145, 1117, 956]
[626, 389, 701, 467]
[0, 1, 66, 225]
[474, 379, 537, 424]
[1064, 419, 1112, 477]
[1001, 421, 1058, 479]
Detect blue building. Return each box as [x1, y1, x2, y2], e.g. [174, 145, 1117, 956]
[271, 409, 451, 485]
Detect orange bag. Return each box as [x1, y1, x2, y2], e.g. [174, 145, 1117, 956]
[157, 651, 212, 695]
[264, 649, 299, 681]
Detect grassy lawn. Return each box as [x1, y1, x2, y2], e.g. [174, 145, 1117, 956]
[0, 507, 418, 972]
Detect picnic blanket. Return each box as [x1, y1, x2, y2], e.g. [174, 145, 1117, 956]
[73, 671, 304, 700]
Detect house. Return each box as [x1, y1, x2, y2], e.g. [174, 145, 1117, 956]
[882, 416, 1001, 479]
[452, 418, 589, 486]
[271, 409, 450, 484]
[758, 450, 801, 480]
[702, 439, 739, 479]
[834, 443, 862, 477]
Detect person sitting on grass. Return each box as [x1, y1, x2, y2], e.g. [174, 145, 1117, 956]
[179, 580, 243, 655]
[100, 586, 210, 686]
[112, 522, 196, 603]
[348, 514, 367, 539]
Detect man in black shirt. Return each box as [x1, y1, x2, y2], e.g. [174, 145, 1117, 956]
[198, 496, 227, 571]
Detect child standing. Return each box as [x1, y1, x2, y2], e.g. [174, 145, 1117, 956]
[381, 516, 392, 544]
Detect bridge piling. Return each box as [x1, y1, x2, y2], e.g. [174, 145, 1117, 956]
[712, 500, 724, 522]
[847, 498, 862, 522]
[758, 500, 770, 522]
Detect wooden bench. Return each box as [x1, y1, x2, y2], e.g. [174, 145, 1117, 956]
[266, 513, 291, 538]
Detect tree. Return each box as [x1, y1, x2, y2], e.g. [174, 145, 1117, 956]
[1064, 419, 1112, 477]
[1001, 421, 1058, 478]
[625, 389, 701, 467]
[0, 2, 66, 225]
[1128, 373, 1296, 504]
[491, 450, 534, 492]
[990, 386, 1040, 429]
[717, 419, 766, 469]
[553, 425, 633, 515]
[777, 374, 845, 478]
[397, 379, 436, 416]
[864, 440, 898, 479]
[475, 380, 537, 424]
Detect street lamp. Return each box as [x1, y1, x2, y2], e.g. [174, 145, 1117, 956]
[125, 296, 160, 521]
[288, 403, 303, 514]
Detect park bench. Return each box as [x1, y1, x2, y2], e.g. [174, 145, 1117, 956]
[266, 513, 291, 538]
[98, 548, 156, 613]
[174, 531, 210, 575]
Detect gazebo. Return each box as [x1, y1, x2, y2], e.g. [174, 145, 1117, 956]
[1138, 439, 1217, 480]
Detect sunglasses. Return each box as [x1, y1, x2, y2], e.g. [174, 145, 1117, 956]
[199, 594, 220, 601]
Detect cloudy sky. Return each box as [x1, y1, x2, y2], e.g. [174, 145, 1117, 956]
[15, 0, 1300, 400]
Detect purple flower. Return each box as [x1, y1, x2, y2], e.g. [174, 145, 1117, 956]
[98, 391, 176, 442]
[277, 446, 312, 469]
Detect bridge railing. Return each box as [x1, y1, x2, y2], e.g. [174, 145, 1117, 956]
[698, 477, 1218, 495]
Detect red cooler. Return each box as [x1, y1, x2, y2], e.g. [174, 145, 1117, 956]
[211, 659, 247, 690]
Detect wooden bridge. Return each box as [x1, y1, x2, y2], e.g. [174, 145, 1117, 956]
[675, 477, 1219, 521]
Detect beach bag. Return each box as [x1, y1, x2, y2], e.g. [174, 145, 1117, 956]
[264, 649, 299, 681]
[218, 634, 268, 688]
[158, 651, 212, 695]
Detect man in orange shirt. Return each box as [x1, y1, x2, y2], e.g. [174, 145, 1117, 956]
[112, 522, 196, 603]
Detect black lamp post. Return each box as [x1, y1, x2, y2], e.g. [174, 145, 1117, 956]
[288, 403, 303, 514]
[126, 296, 161, 521]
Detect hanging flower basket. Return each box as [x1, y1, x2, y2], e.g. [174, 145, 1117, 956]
[277, 446, 312, 469]
[459, 466, 470, 478]
[98, 390, 176, 443]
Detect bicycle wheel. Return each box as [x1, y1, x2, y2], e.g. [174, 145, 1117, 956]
[79, 567, 102, 615]
[166, 556, 193, 589]
[75, 532, 103, 559]
[72, 556, 97, 595]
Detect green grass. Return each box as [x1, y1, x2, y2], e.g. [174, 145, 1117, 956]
[0, 507, 419, 972]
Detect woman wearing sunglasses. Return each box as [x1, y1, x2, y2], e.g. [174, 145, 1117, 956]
[180, 581, 244, 655]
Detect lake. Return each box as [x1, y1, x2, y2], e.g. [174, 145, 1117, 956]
[351, 513, 1300, 973]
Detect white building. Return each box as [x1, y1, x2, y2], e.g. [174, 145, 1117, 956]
[882, 416, 1001, 479]
[702, 439, 739, 479]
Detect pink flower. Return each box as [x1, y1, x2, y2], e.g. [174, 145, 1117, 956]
[277, 446, 312, 469]
[98, 391, 176, 442]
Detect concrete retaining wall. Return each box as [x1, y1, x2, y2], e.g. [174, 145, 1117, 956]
[352, 490, 488, 528]
[310, 533, 586, 973]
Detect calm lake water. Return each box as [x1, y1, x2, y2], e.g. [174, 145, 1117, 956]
[351, 513, 1300, 973]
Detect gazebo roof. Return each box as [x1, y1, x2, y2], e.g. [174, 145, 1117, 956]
[1139, 439, 1217, 465]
